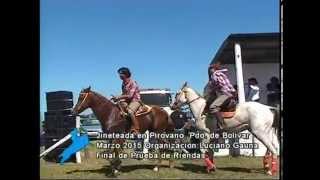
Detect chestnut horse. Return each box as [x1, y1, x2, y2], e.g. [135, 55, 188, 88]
[72, 86, 175, 175]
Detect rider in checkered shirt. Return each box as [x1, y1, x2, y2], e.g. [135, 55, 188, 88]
[204, 61, 236, 130]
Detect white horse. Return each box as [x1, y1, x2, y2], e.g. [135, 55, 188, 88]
[171, 82, 280, 176]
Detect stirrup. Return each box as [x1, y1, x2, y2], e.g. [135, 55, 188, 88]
[218, 123, 226, 130]
[120, 111, 128, 117]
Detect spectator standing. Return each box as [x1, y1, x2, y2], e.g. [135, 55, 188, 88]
[246, 78, 260, 102]
[266, 76, 280, 106]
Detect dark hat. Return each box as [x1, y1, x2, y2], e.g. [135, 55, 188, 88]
[117, 67, 131, 77]
[248, 77, 258, 84]
[270, 76, 279, 82]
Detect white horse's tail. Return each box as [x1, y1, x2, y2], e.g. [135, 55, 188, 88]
[269, 106, 280, 128]
[268, 105, 280, 145]
[262, 104, 280, 128]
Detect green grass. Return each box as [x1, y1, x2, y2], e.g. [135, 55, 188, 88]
[40, 141, 280, 179]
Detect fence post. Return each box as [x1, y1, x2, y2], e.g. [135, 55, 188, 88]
[234, 43, 246, 105]
[76, 116, 81, 163]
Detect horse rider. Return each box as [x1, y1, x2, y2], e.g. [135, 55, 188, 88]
[111, 67, 142, 134]
[204, 61, 236, 130]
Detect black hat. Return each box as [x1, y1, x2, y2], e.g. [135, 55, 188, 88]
[270, 76, 279, 82]
[248, 78, 258, 84]
[117, 67, 131, 77]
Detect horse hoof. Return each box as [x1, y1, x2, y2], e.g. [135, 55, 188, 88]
[153, 167, 159, 172]
[266, 170, 272, 176]
[206, 167, 214, 173]
[212, 164, 216, 171]
[113, 169, 119, 175]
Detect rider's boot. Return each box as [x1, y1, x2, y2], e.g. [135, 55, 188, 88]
[213, 111, 225, 143]
[129, 111, 140, 135]
[214, 111, 225, 130]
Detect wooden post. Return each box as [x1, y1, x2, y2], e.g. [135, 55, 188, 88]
[231, 43, 246, 157]
[234, 43, 246, 104]
[143, 130, 149, 154]
[76, 116, 81, 163]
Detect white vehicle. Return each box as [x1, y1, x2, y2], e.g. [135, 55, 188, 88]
[137, 88, 175, 154]
[140, 88, 174, 115]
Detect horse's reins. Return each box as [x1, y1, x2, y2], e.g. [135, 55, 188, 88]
[187, 96, 201, 105]
[173, 90, 202, 119]
[77, 92, 89, 111]
[176, 90, 201, 108]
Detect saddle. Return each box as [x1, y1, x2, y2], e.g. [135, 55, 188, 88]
[203, 97, 237, 118]
[220, 98, 237, 118]
[116, 102, 152, 117]
[135, 104, 152, 116]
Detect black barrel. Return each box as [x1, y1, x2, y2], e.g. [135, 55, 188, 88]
[44, 127, 75, 139]
[43, 90, 77, 163]
[44, 91, 76, 139]
[46, 91, 73, 102]
[46, 91, 73, 111]
[45, 109, 73, 116]
[47, 100, 73, 112]
[44, 114, 76, 137]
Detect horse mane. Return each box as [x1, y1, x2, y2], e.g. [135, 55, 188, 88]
[90, 90, 114, 105]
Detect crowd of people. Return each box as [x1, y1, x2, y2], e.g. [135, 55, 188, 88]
[235, 76, 280, 107]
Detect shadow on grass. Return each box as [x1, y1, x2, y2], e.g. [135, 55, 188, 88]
[175, 163, 265, 174]
[66, 164, 168, 177]
[218, 167, 265, 174]
[66, 165, 113, 177]
[66, 163, 266, 177]
[175, 163, 206, 173]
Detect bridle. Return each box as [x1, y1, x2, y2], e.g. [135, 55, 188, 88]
[174, 89, 201, 108]
[77, 92, 89, 111]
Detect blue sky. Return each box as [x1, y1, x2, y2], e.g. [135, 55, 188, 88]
[40, 0, 279, 115]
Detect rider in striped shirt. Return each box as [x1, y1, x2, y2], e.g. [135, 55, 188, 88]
[205, 61, 236, 130]
[112, 67, 142, 134]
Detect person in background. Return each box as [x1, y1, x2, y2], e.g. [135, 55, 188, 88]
[266, 76, 280, 106]
[246, 78, 260, 102]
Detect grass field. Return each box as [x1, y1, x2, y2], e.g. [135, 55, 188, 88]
[40, 141, 280, 179]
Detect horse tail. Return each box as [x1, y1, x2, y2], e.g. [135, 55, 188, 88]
[270, 107, 280, 128]
[269, 106, 280, 142]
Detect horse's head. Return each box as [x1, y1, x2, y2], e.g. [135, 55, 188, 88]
[171, 82, 189, 110]
[72, 86, 92, 115]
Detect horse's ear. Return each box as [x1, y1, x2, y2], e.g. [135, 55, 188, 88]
[88, 86, 91, 91]
[182, 81, 188, 88]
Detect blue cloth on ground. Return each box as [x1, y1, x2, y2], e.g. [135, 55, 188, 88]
[59, 128, 89, 164]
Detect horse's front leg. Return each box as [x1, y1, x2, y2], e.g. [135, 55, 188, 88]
[153, 148, 161, 172]
[110, 141, 122, 175]
[169, 156, 174, 169]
